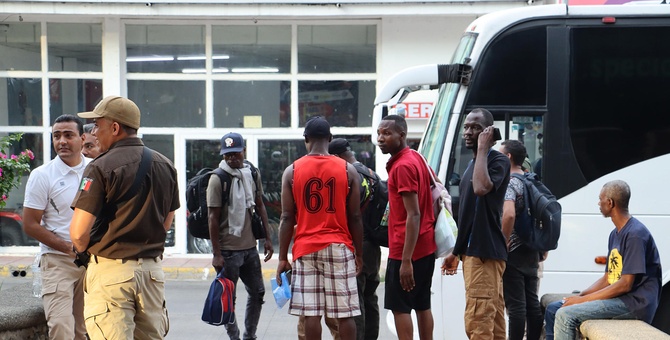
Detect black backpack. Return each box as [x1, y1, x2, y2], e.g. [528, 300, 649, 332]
[186, 161, 259, 239]
[352, 163, 389, 248]
[511, 172, 561, 252]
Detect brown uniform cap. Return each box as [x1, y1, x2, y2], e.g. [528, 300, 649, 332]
[78, 96, 141, 129]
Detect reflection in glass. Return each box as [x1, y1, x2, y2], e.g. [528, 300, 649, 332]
[0, 132, 43, 247]
[212, 25, 291, 74]
[49, 79, 103, 125]
[298, 25, 376, 73]
[213, 81, 290, 128]
[127, 80, 205, 127]
[126, 25, 205, 73]
[48, 23, 102, 72]
[323, 134, 376, 171]
[0, 23, 41, 71]
[143, 134, 175, 163]
[298, 80, 375, 127]
[1, 78, 43, 126]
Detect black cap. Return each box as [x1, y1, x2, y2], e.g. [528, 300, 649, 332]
[329, 138, 351, 155]
[220, 132, 245, 155]
[303, 116, 331, 138]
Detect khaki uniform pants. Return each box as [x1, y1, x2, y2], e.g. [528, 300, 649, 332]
[41, 253, 87, 340]
[462, 255, 506, 340]
[84, 256, 169, 340]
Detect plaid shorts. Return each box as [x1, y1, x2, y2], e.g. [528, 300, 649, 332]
[289, 243, 361, 319]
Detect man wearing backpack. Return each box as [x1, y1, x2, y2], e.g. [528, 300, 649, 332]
[544, 180, 661, 340]
[499, 140, 543, 340]
[442, 108, 510, 340]
[377, 115, 436, 340]
[208, 132, 273, 340]
[330, 138, 383, 340]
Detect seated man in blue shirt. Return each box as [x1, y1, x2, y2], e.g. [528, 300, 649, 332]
[544, 180, 662, 340]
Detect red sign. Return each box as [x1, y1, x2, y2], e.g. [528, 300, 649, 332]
[394, 102, 434, 119]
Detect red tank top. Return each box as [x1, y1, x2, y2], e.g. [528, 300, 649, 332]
[291, 155, 354, 260]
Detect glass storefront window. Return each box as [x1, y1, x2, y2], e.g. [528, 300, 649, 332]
[298, 80, 375, 127]
[0, 23, 41, 71]
[126, 25, 205, 73]
[127, 80, 205, 127]
[143, 134, 174, 163]
[213, 80, 290, 128]
[49, 79, 102, 125]
[327, 134, 377, 171]
[0, 133, 44, 247]
[298, 25, 376, 73]
[48, 23, 102, 72]
[1, 78, 43, 126]
[212, 25, 290, 74]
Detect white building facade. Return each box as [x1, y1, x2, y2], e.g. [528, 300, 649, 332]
[0, 0, 538, 254]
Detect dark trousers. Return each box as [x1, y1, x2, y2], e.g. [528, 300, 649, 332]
[355, 239, 382, 340]
[221, 247, 265, 340]
[503, 244, 543, 340]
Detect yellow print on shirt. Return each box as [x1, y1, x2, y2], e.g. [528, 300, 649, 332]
[608, 248, 622, 284]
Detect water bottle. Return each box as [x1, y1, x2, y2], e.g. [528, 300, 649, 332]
[32, 254, 42, 298]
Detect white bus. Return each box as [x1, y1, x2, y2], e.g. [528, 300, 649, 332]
[373, 4, 670, 339]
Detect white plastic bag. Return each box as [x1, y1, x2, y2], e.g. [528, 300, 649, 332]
[434, 206, 458, 258]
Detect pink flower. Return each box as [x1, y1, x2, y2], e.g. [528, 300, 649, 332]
[0, 167, 3, 177]
[26, 150, 34, 160]
[11, 154, 18, 160]
[1, 195, 6, 201]
[0, 152, 5, 159]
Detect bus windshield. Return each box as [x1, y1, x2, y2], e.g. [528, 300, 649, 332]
[420, 32, 477, 171]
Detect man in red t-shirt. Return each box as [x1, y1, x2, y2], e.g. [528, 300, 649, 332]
[377, 114, 436, 340]
[377, 115, 436, 340]
[276, 116, 364, 340]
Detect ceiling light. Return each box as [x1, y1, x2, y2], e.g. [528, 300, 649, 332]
[181, 68, 230, 74]
[126, 56, 174, 62]
[231, 67, 279, 73]
[177, 55, 230, 61]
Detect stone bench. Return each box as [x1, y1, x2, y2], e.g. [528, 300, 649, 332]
[541, 293, 669, 340]
[0, 282, 48, 339]
[580, 319, 670, 340]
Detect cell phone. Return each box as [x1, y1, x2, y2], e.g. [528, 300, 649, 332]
[284, 270, 292, 285]
[493, 127, 502, 141]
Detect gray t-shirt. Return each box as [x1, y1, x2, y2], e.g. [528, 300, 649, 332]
[206, 172, 258, 251]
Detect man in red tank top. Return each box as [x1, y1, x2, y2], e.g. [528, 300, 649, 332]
[276, 116, 364, 340]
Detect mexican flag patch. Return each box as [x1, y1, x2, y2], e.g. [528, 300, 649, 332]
[79, 177, 93, 191]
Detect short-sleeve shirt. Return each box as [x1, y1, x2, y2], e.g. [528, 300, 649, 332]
[206, 164, 259, 251]
[504, 176, 525, 252]
[71, 137, 180, 259]
[607, 217, 662, 323]
[291, 155, 354, 260]
[23, 155, 89, 255]
[455, 149, 510, 261]
[385, 147, 436, 261]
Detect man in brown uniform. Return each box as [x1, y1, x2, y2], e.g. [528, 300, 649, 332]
[70, 96, 180, 340]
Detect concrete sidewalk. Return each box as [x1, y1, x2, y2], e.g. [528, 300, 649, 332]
[0, 254, 280, 281]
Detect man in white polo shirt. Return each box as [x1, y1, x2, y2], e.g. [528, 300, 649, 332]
[23, 114, 89, 340]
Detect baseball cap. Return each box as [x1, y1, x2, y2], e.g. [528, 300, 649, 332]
[303, 116, 331, 138]
[220, 132, 245, 155]
[78, 96, 141, 129]
[329, 138, 351, 155]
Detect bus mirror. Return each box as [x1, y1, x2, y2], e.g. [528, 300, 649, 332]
[437, 63, 472, 86]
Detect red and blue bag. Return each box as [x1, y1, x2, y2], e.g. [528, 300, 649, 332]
[202, 269, 236, 326]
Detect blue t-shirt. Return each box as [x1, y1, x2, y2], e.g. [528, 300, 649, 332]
[607, 217, 662, 323]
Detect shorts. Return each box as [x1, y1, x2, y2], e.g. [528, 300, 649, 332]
[384, 254, 435, 313]
[289, 243, 361, 319]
